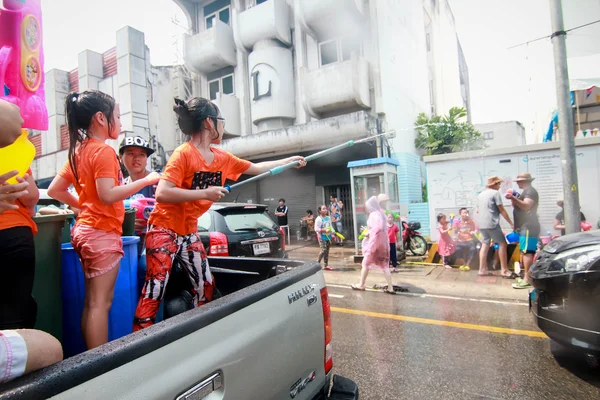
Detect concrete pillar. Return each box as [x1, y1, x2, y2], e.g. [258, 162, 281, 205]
[116, 26, 150, 142]
[78, 50, 103, 91]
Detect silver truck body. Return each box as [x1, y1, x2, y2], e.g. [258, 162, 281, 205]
[0, 258, 358, 400]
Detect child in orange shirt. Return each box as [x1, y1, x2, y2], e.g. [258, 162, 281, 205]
[133, 97, 306, 331]
[0, 100, 40, 329]
[48, 90, 159, 349]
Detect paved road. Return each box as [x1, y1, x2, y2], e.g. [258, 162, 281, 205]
[327, 286, 600, 400]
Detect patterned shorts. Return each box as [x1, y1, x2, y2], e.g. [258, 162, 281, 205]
[133, 226, 214, 331]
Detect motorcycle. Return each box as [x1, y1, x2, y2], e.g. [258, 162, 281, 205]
[402, 220, 428, 256]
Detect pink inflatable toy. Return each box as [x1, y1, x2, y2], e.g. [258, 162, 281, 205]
[0, 0, 48, 130]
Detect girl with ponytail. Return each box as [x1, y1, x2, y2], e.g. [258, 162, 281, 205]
[48, 90, 160, 349]
[133, 97, 307, 331]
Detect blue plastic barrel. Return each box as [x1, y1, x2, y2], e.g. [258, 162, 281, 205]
[61, 236, 140, 357]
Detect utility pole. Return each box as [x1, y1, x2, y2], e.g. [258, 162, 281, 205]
[549, 0, 581, 234]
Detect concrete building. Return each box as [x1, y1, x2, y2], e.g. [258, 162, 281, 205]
[175, 0, 470, 236]
[31, 26, 191, 186]
[475, 121, 526, 150]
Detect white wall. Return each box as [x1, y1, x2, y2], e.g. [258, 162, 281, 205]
[373, 0, 431, 153]
[475, 121, 526, 150]
[423, 0, 464, 117]
[425, 138, 600, 241]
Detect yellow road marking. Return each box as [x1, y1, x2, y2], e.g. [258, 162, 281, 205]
[331, 307, 548, 339]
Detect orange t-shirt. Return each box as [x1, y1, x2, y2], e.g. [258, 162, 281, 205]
[58, 139, 124, 235]
[0, 169, 38, 235]
[149, 143, 252, 236]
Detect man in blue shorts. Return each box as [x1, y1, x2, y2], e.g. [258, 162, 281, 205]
[507, 172, 540, 289]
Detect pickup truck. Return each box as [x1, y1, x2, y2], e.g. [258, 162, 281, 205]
[0, 257, 359, 400]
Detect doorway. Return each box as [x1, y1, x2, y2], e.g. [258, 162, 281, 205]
[325, 184, 353, 239]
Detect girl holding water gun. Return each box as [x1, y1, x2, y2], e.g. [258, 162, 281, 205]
[48, 90, 160, 349]
[133, 97, 306, 331]
[315, 204, 333, 271]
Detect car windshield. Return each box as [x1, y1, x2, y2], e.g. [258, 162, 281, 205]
[221, 210, 278, 232]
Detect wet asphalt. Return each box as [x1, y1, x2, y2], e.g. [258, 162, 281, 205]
[328, 287, 600, 400]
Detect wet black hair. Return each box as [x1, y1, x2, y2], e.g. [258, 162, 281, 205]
[173, 97, 221, 140]
[64, 90, 116, 187]
[279, 198, 285, 203]
[437, 213, 446, 222]
[459, 207, 468, 214]
[306, 209, 313, 215]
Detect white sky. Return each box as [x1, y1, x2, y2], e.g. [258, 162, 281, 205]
[41, 0, 599, 142]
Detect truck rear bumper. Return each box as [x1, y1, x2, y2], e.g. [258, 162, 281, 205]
[313, 374, 359, 400]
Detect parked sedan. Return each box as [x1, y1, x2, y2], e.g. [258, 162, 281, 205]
[198, 203, 287, 258]
[529, 231, 600, 366]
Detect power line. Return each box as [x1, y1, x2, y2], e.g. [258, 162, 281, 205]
[507, 19, 600, 50]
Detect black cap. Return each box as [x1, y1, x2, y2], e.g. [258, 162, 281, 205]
[119, 136, 155, 156]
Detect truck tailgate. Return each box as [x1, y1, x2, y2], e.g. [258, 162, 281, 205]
[0, 262, 328, 400]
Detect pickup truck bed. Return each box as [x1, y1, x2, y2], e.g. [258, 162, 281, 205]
[0, 257, 358, 400]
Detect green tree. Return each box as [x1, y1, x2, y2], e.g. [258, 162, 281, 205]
[414, 107, 484, 156]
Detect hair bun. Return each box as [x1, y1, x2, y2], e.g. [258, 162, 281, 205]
[173, 98, 189, 115]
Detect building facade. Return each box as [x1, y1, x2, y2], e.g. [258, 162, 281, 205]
[475, 121, 526, 150]
[31, 26, 191, 187]
[175, 0, 470, 235]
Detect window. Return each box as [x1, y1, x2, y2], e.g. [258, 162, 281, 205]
[205, 6, 230, 29]
[222, 210, 278, 232]
[208, 74, 235, 101]
[198, 213, 212, 232]
[483, 132, 494, 140]
[318, 37, 362, 66]
[320, 40, 338, 66]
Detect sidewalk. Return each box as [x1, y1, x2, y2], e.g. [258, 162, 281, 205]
[286, 241, 529, 302]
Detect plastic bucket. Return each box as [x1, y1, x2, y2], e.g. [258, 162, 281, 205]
[61, 236, 140, 357]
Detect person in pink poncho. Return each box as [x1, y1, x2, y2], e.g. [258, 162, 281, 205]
[352, 196, 395, 294]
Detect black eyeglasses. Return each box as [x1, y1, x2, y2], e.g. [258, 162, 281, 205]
[210, 116, 225, 129]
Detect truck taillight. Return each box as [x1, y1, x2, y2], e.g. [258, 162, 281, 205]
[279, 227, 286, 251]
[209, 232, 228, 256]
[321, 287, 333, 374]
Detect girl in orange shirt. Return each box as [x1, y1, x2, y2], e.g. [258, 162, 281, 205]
[48, 90, 160, 349]
[133, 97, 306, 331]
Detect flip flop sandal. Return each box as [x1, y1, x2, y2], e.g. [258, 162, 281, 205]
[351, 284, 366, 291]
[384, 289, 396, 295]
[463, 266, 471, 271]
[512, 281, 532, 289]
[502, 272, 519, 279]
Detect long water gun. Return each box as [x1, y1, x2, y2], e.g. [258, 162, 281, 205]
[0, 0, 46, 183]
[224, 133, 390, 192]
[449, 213, 455, 235]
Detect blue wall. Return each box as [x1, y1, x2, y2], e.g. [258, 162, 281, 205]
[408, 202, 431, 237]
[394, 152, 423, 204]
